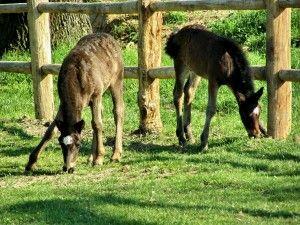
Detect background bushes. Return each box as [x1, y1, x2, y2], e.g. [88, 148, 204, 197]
[208, 10, 300, 51]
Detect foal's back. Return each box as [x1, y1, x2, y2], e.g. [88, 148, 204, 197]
[166, 25, 248, 84]
[58, 33, 124, 106]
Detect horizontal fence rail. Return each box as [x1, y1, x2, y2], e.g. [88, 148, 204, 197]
[1, 61, 299, 82]
[150, 0, 300, 12]
[1, 0, 299, 15]
[147, 66, 267, 80]
[41, 64, 139, 79]
[0, 61, 31, 74]
[0, 3, 28, 13]
[150, 0, 266, 11]
[279, 69, 300, 82]
[37, 1, 138, 14]
[279, 0, 300, 8]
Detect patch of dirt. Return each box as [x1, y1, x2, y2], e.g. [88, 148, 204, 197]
[12, 116, 94, 140]
[16, 116, 52, 137]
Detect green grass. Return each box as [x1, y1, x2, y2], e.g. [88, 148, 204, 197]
[0, 43, 299, 225]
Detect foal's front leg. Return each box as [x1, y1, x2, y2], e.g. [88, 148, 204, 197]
[25, 120, 56, 171]
[200, 80, 218, 151]
[173, 60, 186, 146]
[25, 108, 62, 172]
[90, 95, 105, 166]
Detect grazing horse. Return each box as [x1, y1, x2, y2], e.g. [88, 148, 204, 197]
[25, 33, 124, 173]
[165, 25, 267, 151]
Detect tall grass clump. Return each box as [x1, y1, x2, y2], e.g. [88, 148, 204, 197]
[163, 12, 189, 25]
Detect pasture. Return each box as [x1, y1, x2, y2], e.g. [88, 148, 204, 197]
[0, 41, 299, 224]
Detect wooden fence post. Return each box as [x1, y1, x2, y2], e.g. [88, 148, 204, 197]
[137, 0, 163, 134]
[266, 0, 291, 138]
[28, 0, 54, 120]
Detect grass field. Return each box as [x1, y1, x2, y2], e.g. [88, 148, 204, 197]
[0, 41, 299, 224]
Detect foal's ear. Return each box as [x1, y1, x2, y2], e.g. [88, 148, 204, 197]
[252, 87, 264, 102]
[237, 92, 246, 103]
[74, 119, 85, 133]
[55, 120, 65, 131]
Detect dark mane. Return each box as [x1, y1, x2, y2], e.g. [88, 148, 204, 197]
[221, 38, 255, 98]
[165, 32, 179, 59]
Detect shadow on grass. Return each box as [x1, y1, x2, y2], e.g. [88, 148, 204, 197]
[261, 185, 300, 202]
[0, 165, 62, 177]
[0, 121, 34, 140]
[228, 148, 300, 163]
[3, 193, 298, 224]
[187, 156, 300, 177]
[208, 136, 240, 148]
[0, 145, 33, 157]
[125, 136, 239, 155]
[4, 197, 157, 225]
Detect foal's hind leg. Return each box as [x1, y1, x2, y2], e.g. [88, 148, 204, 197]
[183, 73, 201, 144]
[90, 95, 105, 166]
[173, 60, 186, 146]
[25, 108, 62, 172]
[200, 80, 219, 151]
[110, 77, 124, 162]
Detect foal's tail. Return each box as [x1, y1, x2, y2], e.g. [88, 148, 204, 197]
[165, 32, 180, 59]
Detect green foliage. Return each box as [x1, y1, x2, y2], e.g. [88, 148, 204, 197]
[109, 17, 139, 45]
[209, 11, 267, 51]
[209, 10, 300, 51]
[163, 12, 188, 25]
[291, 9, 300, 47]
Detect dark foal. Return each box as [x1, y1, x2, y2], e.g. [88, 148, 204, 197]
[25, 33, 124, 173]
[165, 25, 267, 151]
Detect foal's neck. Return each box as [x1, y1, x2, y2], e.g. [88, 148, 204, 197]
[61, 101, 83, 127]
[230, 70, 255, 104]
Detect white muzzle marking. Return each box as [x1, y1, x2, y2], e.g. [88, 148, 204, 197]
[252, 106, 260, 116]
[63, 135, 74, 145]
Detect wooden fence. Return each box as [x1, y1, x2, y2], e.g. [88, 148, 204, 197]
[0, 0, 299, 139]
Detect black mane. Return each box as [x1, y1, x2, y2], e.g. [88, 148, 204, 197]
[221, 38, 255, 98]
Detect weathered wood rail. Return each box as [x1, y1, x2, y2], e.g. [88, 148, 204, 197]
[1, 61, 300, 82]
[0, 0, 299, 139]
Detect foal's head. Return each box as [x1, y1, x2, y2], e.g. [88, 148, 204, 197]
[56, 120, 85, 173]
[238, 87, 266, 138]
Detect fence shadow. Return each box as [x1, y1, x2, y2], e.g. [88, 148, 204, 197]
[125, 136, 240, 155]
[0, 120, 34, 140]
[3, 193, 298, 224]
[225, 147, 300, 163]
[4, 197, 157, 225]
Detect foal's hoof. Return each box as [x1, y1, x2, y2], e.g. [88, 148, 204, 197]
[25, 163, 36, 172]
[68, 168, 75, 174]
[62, 166, 68, 172]
[187, 137, 196, 145]
[87, 155, 104, 166]
[185, 132, 195, 145]
[179, 139, 187, 147]
[62, 166, 75, 174]
[111, 152, 122, 163]
[200, 143, 208, 152]
[92, 158, 104, 166]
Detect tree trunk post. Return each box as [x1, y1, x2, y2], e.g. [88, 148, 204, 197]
[28, 0, 54, 120]
[137, 0, 163, 134]
[266, 0, 292, 139]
